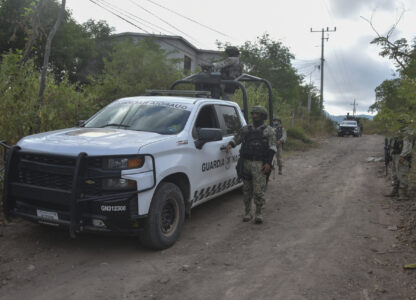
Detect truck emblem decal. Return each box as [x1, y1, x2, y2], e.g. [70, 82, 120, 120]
[202, 159, 224, 172]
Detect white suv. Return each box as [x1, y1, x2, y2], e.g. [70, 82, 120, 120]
[3, 96, 245, 249]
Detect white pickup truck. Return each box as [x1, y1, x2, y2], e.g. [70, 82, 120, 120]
[3, 96, 246, 249]
[337, 120, 361, 137]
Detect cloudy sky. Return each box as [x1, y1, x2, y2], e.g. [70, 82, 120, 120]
[66, 0, 416, 116]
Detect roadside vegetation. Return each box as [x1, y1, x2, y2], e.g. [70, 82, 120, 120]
[364, 19, 416, 196]
[0, 0, 337, 216]
[0, 0, 332, 147]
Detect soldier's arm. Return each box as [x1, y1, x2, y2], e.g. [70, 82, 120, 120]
[401, 134, 414, 158]
[264, 127, 277, 166]
[281, 127, 287, 143]
[227, 126, 244, 150]
[213, 57, 238, 70]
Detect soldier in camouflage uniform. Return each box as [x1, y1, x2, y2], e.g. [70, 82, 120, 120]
[272, 117, 287, 175]
[226, 106, 276, 223]
[212, 46, 243, 100]
[385, 114, 415, 200]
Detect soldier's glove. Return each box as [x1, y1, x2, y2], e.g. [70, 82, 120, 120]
[262, 163, 271, 174]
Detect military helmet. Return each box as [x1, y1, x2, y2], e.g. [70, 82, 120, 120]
[225, 46, 240, 57]
[273, 117, 281, 122]
[250, 105, 268, 118]
[397, 113, 411, 124]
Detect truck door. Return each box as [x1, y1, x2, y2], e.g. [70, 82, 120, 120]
[190, 104, 243, 207]
[190, 104, 226, 206]
[214, 103, 242, 183]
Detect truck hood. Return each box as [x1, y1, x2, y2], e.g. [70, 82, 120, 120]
[17, 128, 174, 156]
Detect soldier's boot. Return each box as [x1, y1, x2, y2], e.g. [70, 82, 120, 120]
[242, 204, 252, 222]
[278, 166, 283, 175]
[254, 205, 263, 224]
[385, 184, 399, 197]
[398, 187, 410, 201]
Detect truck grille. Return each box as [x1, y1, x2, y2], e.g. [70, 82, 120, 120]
[16, 153, 76, 191]
[17, 168, 73, 190]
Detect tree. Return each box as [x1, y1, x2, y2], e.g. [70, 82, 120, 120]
[0, 0, 32, 55]
[236, 34, 320, 117]
[38, 0, 66, 114]
[364, 11, 416, 131]
[89, 38, 182, 107]
[0, 0, 114, 84]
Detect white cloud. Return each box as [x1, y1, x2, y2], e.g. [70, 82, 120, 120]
[65, 0, 416, 115]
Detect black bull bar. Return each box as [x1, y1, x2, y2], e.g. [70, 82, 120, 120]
[2, 144, 156, 237]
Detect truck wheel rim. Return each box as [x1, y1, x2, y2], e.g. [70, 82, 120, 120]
[160, 198, 179, 236]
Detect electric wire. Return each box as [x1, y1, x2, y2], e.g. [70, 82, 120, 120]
[127, 0, 208, 48]
[143, 0, 232, 38]
[87, 0, 215, 63]
[97, 0, 178, 36]
[326, 61, 351, 105]
[321, 0, 358, 104]
[88, 0, 149, 33]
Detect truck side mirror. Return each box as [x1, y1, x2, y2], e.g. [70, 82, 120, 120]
[195, 128, 222, 149]
[77, 120, 86, 127]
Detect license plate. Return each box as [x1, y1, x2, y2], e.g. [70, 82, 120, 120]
[36, 209, 58, 221]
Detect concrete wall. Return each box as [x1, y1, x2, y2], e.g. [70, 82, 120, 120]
[115, 33, 222, 73]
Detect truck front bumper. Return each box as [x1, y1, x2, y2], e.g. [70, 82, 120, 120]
[2, 146, 156, 236]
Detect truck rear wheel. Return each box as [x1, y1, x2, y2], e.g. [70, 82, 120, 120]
[139, 182, 185, 250]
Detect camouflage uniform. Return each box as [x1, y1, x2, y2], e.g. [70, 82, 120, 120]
[228, 106, 276, 223]
[387, 114, 415, 199]
[272, 118, 287, 175]
[212, 46, 243, 100]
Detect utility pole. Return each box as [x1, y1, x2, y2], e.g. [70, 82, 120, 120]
[351, 98, 358, 116]
[310, 27, 336, 111]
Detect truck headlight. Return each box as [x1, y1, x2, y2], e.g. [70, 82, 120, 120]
[104, 156, 144, 169]
[102, 178, 137, 190]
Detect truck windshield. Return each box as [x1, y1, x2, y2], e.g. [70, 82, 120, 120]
[84, 101, 191, 135]
[341, 121, 357, 126]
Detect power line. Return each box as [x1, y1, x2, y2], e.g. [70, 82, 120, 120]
[321, 0, 358, 104]
[88, 0, 149, 33]
[97, 0, 178, 36]
[143, 0, 232, 38]
[310, 26, 336, 110]
[127, 0, 207, 48]
[351, 98, 358, 116]
[88, 0, 214, 63]
[326, 62, 351, 105]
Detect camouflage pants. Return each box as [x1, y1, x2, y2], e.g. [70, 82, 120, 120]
[275, 145, 283, 167]
[391, 154, 411, 188]
[242, 159, 267, 210]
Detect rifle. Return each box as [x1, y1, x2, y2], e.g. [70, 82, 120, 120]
[384, 137, 391, 176]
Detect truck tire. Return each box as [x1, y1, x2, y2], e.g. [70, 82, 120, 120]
[139, 182, 185, 250]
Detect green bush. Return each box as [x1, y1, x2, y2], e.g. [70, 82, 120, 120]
[0, 52, 96, 144]
[88, 38, 182, 108]
[287, 126, 312, 143]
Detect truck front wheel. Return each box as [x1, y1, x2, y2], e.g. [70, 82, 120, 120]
[139, 182, 185, 250]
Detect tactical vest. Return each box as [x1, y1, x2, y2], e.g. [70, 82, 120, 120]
[240, 125, 269, 161]
[392, 137, 403, 155]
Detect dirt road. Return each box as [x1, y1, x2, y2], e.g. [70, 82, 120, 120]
[1, 134, 416, 299]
